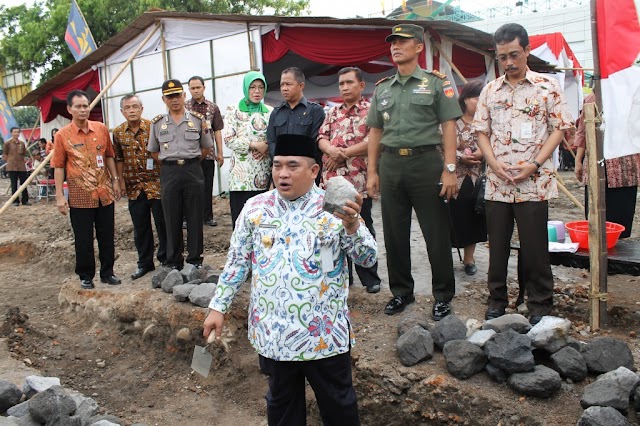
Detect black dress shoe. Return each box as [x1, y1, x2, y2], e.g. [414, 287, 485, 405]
[529, 315, 544, 326]
[204, 219, 217, 227]
[384, 294, 415, 315]
[131, 267, 154, 280]
[80, 279, 94, 289]
[100, 275, 122, 285]
[366, 283, 381, 294]
[432, 300, 452, 321]
[485, 308, 506, 320]
[464, 263, 477, 275]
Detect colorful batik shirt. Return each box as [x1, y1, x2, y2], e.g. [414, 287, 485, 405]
[472, 69, 574, 203]
[223, 104, 273, 191]
[318, 98, 370, 195]
[209, 185, 377, 361]
[455, 118, 483, 188]
[186, 98, 223, 161]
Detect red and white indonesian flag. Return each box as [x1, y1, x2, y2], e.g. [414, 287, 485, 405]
[597, 0, 640, 159]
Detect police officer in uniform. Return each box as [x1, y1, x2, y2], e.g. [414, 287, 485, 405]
[148, 79, 214, 269]
[366, 24, 463, 320]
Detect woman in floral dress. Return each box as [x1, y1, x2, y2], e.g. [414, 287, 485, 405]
[449, 81, 487, 275]
[223, 71, 273, 228]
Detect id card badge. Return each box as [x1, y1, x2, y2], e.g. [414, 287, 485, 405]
[146, 158, 154, 170]
[321, 247, 333, 271]
[96, 155, 104, 168]
[520, 122, 533, 139]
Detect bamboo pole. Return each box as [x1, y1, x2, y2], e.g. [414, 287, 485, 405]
[0, 22, 161, 217]
[433, 41, 468, 84]
[588, 0, 608, 330]
[160, 22, 168, 80]
[556, 174, 584, 211]
[24, 114, 42, 156]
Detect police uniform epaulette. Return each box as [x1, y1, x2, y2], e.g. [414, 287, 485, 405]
[151, 114, 164, 123]
[190, 111, 205, 120]
[431, 70, 447, 80]
[375, 76, 392, 86]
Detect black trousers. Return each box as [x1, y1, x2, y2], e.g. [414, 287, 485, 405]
[347, 197, 381, 288]
[128, 190, 167, 269]
[8, 171, 28, 205]
[378, 149, 455, 301]
[584, 185, 637, 238]
[201, 159, 215, 222]
[160, 161, 204, 268]
[485, 200, 553, 316]
[260, 353, 360, 426]
[230, 190, 266, 229]
[70, 202, 115, 280]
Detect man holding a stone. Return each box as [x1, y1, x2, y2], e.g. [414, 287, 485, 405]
[318, 66, 381, 294]
[203, 134, 377, 425]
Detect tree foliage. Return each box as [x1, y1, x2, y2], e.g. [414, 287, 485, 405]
[13, 106, 40, 128]
[0, 0, 309, 83]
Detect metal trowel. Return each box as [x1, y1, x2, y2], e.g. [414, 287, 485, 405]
[191, 333, 217, 378]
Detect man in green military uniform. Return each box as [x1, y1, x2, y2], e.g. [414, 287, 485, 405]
[366, 24, 463, 320]
[148, 79, 214, 270]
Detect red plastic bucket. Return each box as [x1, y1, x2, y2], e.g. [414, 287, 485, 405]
[564, 220, 625, 250]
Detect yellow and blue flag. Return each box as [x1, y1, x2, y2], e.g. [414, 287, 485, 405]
[0, 87, 19, 141]
[65, 0, 97, 61]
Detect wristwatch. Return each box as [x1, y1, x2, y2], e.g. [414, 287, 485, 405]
[531, 160, 541, 169]
[446, 164, 456, 173]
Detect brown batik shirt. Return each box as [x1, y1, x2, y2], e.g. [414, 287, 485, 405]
[186, 98, 224, 160]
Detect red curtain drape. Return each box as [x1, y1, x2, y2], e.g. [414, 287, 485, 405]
[38, 70, 101, 123]
[451, 45, 487, 78]
[261, 27, 426, 69]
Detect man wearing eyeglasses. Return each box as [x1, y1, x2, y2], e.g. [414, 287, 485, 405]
[113, 94, 167, 280]
[148, 79, 214, 271]
[473, 23, 574, 325]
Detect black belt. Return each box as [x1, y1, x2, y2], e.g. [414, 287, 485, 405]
[381, 145, 438, 156]
[162, 157, 200, 166]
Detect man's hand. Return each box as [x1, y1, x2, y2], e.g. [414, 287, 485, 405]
[325, 157, 342, 172]
[334, 193, 363, 234]
[112, 181, 122, 201]
[56, 197, 68, 215]
[327, 146, 348, 162]
[488, 159, 516, 184]
[253, 140, 269, 156]
[575, 162, 583, 182]
[203, 309, 224, 341]
[366, 173, 380, 200]
[216, 153, 224, 166]
[508, 162, 538, 184]
[439, 170, 458, 200]
[459, 155, 482, 166]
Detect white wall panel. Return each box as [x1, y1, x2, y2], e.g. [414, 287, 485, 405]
[169, 41, 213, 83]
[133, 53, 166, 92]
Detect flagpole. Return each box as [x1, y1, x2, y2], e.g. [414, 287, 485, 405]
[588, 0, 608, 330]
[0, 22, 161, 217]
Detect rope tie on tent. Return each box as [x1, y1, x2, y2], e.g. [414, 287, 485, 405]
[589, 291, 608, 301]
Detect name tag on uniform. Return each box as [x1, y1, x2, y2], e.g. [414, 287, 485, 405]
[146, 158, 154, 170]
[321, 247, 333, 271]
[521, 122, 533, 139]
[96, 155, 104, 168]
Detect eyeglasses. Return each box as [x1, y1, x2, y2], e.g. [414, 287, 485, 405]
[249, 85, 265, 92]
[495, 50, 525, 62]
[122, 105, 142, 111]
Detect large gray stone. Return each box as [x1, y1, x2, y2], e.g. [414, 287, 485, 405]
[47, 414, 82, 426]
[526, 316, 571, 353]
[15, 414, 39, 426]
[173, 284, 198, 302]
[507, 365, 562, 398]
[323, 176, 358, 215]
[582, 337, 634, 374]
[484, 329, 535, 373]
[150, 267, 171, 289]
[0, 380, 23, 413]
[203, 272, 219, 284]
[577, 406, 629, 426]
[443, 340, 487, 380]
[580, 374, 633, 411]
[633, 386, 640, 412]
[188, 282, 216, 308]
[482, 314, 531, 334]
[6, 400, 29, 418]
[87, 415, 122, 425]
[397, 312, 430, 337]
[396, 325, 434, 367]
[486, 363, 508, 384]
[432, 315, 467, 350]
[75, 397, 99, 420]
[467, 329, 496, 348]
[0, 417, 19, 426]
[23, 376, 61, 399]
[599, 367, 640, 397]
[90, 421, 121, 426]
[161, 269, 184, 293]
[550, 346, 588, 382]
[185, 265, 209, 283]
[28, 386, 75, 423]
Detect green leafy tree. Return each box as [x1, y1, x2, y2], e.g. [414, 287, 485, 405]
[13, 106, 40, 128]
[0, 0, 309, 82]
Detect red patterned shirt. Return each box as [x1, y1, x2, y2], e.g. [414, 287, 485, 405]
[186, 98, 223, 160]
[318, 98, 370, 195]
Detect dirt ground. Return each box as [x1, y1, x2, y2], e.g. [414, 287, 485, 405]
[1, 172, 640, 425]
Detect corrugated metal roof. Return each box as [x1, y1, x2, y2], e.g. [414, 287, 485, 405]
[17, 11, 554, 106]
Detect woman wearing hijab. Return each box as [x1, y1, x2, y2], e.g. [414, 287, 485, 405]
[223, 71, 273, 228]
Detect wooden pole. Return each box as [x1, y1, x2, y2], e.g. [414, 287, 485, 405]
[160, 22, 168, 80]
[556, 176, 585, 211]
[0, 22, 161, 217]
[563, 138, 577, 160]
[433, 41, 468, 84]
[24, 114, 42, 156]
[588, 0, 608, 330]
